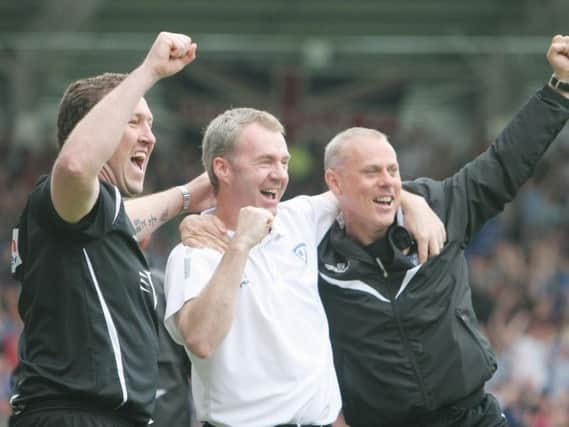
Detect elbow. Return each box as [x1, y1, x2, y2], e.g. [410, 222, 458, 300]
[177, 302, 220, 359]
[184, 335, 214, 359]
[54, 153, 89, 181]
[179, 318, 215, 359]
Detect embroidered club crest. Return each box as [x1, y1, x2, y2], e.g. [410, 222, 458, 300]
[293, 243, 308, 265]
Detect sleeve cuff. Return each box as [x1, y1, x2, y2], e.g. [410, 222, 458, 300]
[539, 83, 569, 111]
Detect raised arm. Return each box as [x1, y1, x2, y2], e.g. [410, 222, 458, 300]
[51, 32, 197, 223]
[175, 207, 272, 358]
[406, 35, 569, 245]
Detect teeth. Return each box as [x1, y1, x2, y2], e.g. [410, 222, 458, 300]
[374, 196, 393, 203]
[261, 189, 278, 200]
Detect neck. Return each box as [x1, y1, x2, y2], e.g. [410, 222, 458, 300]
[214, 193, 241, 231]
[343, 214, 389, 246]
[98, 165, 114, 185]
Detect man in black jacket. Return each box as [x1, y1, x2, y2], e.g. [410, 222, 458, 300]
[318, 35, 569, 427]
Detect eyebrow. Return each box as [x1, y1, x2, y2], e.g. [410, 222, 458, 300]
[256, 154, 290, 162]
[360, 163, 398, 171]
[132, 113, 153, 123]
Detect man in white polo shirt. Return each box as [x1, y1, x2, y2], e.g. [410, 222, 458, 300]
[163, 107, 444, 427]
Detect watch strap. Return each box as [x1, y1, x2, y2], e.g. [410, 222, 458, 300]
[176, 185, 191, 213]
[550, 74, 569, 92]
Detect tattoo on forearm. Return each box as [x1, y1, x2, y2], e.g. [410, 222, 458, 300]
[133, 209, 170, 234]
[133, 218, 147, 234]
[160, 208, 168, 223]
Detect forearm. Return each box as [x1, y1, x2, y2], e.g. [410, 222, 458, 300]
[492, 85, 569, 190]
[177, 241, 250, 358]
[455, 85, 569, 233]
[400, 189, 421, 209]
[125, 187, 180, 239]
[125, 172, 214, 239]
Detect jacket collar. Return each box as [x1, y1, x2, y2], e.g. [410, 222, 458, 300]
[330, 208, 406, 265]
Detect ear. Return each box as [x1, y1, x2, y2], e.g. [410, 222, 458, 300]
[325, 168, 343, 196]
[213, 157, 231, 187]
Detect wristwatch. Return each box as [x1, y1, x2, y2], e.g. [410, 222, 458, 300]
[176, 185, 191, 213]
[549, 74, 569, 92]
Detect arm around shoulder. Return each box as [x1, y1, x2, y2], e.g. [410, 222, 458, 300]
[125, 172, 215, 239]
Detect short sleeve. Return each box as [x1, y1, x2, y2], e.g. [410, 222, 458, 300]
[163, 243, 221, 346]
[29, 176, 123, 241]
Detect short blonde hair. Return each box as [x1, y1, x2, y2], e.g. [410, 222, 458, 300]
[202, 108, 285, 193]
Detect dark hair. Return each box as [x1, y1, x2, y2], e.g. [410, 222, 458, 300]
[56, 73, 127, 148]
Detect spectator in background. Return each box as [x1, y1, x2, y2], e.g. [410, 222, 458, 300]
[8, 32, 213, 427]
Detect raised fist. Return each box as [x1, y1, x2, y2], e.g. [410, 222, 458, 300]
[547, 35, 569, 82]
[141, 32, 197, 81]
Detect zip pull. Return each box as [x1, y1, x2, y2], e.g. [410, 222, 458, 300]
[375, 257, 389, 278]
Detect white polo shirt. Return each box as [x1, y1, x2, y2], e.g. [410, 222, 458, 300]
[164, 193, 341, 427]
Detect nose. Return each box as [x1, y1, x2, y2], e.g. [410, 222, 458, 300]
[140, 122, 156, 146]
[378, 170, 394, 186]
[270, 163, 288, 181]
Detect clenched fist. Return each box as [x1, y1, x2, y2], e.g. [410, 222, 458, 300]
[547, 35, 569, 82]
[232, 207, 274, 251]
[141, 32, 197, 82]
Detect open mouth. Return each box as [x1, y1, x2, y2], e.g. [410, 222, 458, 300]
[260, 189, 278, 201]
[131, 152, 146, 172]
[373, 195, 393, 207]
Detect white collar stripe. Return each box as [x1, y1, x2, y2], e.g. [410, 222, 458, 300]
[319, 272, 391, 302]
[395, 265, 421, 299]
[83, 248, 128, 407]
[112, 186, 122, 224]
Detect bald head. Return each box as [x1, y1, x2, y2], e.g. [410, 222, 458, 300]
[324, 127, 393, 171]
[323, 127, 401, 245]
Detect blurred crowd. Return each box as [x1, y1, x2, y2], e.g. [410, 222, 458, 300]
[1, 111, 569, 426]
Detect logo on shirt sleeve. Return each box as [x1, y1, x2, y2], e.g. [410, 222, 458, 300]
[293, 243, 308, 265]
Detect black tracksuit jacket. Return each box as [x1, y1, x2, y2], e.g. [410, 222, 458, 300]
[317, 85, 569, 426]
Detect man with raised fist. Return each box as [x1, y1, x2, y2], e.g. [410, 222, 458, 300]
[9, 32, 213, 427]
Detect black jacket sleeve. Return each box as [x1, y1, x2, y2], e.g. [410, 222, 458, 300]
[405, 85, 569, 247]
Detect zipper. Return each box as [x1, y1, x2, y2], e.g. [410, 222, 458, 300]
[375, 257, 388, 278]
[456, 309, 494, 372]
[392, 299, 432, 409]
